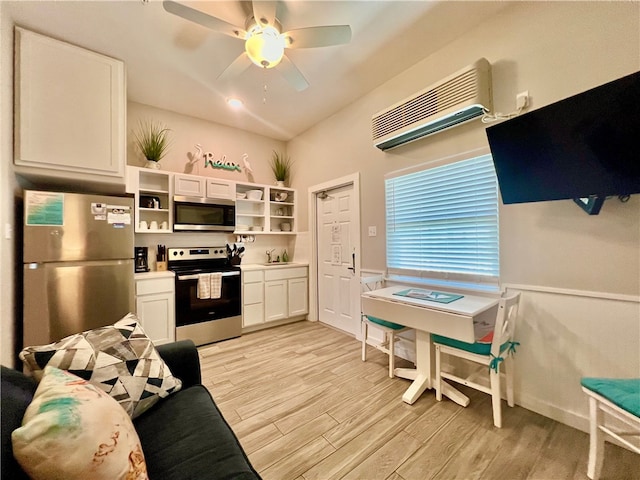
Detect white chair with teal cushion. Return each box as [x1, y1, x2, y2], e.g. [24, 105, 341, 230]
[580, 377, 640, 480]
[361, 275, 411, 378]
[433, 292, 521, 428]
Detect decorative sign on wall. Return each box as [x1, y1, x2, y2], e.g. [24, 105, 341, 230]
[186, 144, 244, 173]
[203, 152, 241, 172]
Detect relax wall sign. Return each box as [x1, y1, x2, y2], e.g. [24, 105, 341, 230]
[187, 145, 242, 172]
[203, 152, 241, 172]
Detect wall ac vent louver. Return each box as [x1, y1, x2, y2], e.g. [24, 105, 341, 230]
[372, 58, 492, 150]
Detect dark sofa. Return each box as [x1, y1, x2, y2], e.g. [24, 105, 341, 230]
[1, 339, 261, 480]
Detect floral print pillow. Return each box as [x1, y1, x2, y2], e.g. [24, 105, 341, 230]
[12, 366, 148, 480]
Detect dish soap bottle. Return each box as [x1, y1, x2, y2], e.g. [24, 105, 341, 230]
[282, 249, 289, 263]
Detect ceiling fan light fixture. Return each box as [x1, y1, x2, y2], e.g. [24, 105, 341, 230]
[245, 25, 285, 69]
[226, 98, 244, 108]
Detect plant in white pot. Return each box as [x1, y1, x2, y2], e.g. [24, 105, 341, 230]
[133, 119, 171, 169]
[269, 151, 293, 187]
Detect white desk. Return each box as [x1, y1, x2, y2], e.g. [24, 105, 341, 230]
[361, 286, 498, 406]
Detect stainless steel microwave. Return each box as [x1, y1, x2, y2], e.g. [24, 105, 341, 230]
[173, 196, 235, 232]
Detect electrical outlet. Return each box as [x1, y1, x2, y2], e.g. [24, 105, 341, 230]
[368, 226, 377, 237]
[516, 91, 529, 109]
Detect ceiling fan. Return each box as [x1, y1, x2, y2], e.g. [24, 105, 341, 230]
[163, 0, 352, 91]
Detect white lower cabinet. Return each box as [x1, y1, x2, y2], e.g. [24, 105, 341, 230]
[242, 266, 308, 329]
[288, 277, 309, 317]
[242, 270, 264, 327]
[264, 280, 288, 322]
[135, 275, 175, 345]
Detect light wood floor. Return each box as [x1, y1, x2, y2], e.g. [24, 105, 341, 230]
[198, 321, 639, 480]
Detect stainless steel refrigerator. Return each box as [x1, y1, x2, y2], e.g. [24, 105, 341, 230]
[23, 190, 135, 346]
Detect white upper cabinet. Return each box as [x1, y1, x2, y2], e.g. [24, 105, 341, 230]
[175, 174, 235, 199]
[206, 178, 235, 199]
[235, 183, 297, 234]
[174, 174, 206, 197]
[127, 167, 173, 234]
[14, 28, 126, 188]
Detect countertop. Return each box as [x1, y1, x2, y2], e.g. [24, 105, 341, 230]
[134, 270, 175, 280]
[240, 262, 309, 271]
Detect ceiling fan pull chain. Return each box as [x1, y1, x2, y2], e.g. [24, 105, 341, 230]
[262, 69, 268, 104]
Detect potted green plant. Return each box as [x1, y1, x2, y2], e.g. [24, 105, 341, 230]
[269, 150, 293, 187]
[133, 119, 171, 169]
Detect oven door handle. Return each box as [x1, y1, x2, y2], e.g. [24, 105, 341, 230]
[177, 271, 240, 281]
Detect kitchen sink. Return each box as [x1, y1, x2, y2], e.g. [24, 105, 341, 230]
[262, 262, 293, 266]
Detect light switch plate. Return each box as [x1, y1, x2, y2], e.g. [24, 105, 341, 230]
[368, 226, 377, 237]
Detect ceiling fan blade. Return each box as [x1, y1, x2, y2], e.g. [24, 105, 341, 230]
[277, 55, 309, 91]
[217, 53, 253, 82]
[283, 25, 352, 49]
[163, 0, 245, 39]
[251, 1, 277, 27]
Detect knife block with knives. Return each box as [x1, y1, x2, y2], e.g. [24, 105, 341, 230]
[227, 243, 245, 266]
[156, 244, 167, 271]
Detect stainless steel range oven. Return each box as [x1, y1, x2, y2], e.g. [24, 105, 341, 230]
[168, 247, 241, 346]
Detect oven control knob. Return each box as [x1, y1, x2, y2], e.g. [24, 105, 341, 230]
[172, 251, 178, 256]
[179, 251, 184, 256]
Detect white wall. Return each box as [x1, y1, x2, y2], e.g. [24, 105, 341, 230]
[0, 2, 21, 367]
[287, 2, 640, 432]
[127, 102, 286, 186]
[510, 287, 639, 429]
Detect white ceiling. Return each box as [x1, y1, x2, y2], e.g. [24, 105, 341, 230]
[7, 0, 509, 141]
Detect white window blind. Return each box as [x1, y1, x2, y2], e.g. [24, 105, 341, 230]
[385, 154, 499, 284]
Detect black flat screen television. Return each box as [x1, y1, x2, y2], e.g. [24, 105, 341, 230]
[486, 71, 640, 208]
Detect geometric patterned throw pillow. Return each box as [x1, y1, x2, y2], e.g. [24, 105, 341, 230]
[19, 313, 182, 419]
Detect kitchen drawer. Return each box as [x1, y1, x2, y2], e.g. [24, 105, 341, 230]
[136, 277, 174, 296]
[243, 282, 264, 305]
[243, 270, 264, 283]
[264, 267, 307, 281]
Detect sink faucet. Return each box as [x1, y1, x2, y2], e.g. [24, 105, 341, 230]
[266, 249, 275, 263]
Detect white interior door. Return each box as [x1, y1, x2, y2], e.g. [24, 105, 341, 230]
[316, 183, 360, 335]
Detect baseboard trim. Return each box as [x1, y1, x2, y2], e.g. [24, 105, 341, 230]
[517, 393, 588, 433]
[241, 316, 306, 334]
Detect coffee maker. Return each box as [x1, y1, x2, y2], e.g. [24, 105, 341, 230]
[134, 247, 149, 273]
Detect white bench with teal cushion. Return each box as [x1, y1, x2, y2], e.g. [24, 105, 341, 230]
[580, 377, 640, 480]
[433, 293, 521, 428]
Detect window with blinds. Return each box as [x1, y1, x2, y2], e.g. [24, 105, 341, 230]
[385, 153, 499, 285]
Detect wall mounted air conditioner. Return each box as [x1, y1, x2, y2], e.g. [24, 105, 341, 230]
[372, 58, 492, 151]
